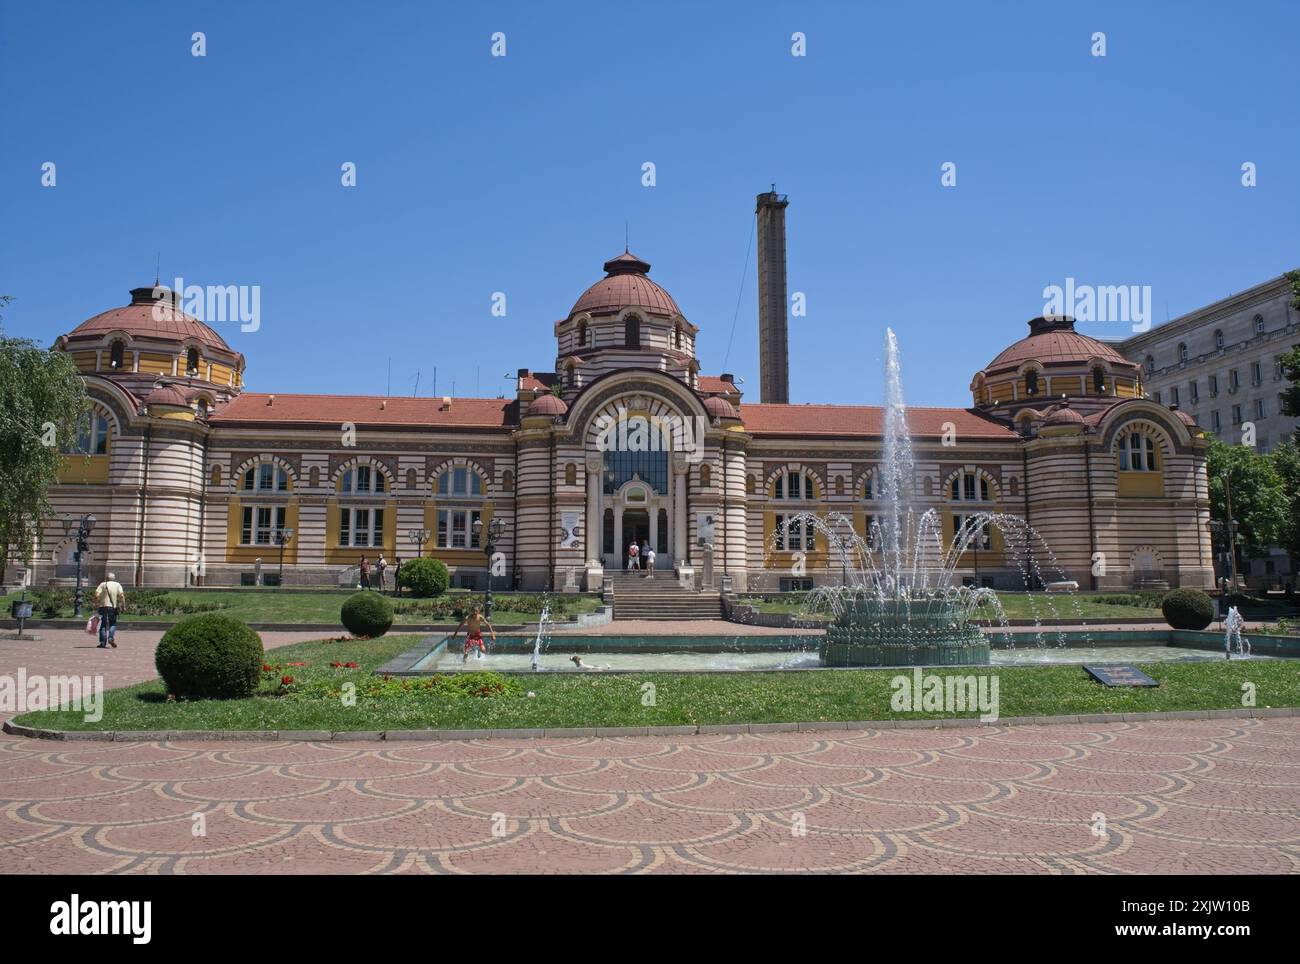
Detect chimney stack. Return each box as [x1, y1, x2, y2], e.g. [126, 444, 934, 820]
[756, 187, 790, 404]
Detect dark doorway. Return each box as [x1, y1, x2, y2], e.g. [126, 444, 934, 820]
[622, 509, 649, 568]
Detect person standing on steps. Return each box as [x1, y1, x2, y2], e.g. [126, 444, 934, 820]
[644, 544, 656, 578]
[639, 539, 650, 577]
[626, 540, 639, 572]
[93, 572, 126, 649]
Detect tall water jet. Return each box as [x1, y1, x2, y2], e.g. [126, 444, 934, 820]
[879, 328, 913, 591]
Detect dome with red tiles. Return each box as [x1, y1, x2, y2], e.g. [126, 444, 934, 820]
[569, 251, 680, 319]
[704, 396, 739, 420]
[527, 393, 568, 417]
[144, 382, 192, 409]
[62, 287, 235, 354]
[984, 317, 1135, 375]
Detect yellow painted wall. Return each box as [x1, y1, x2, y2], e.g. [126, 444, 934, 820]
[57, 454, 110, 484]
[1117, 471, 1163, 498]
[1052, 376, 1082, 396]
[138, 353, 173, 375]
[324, 498, 396, 564]
[72, 352, 97, 373]
[225, 497, 301, 563]
[1116, 379, 1139, 398]
[990, 382, 1014, 403]
[210, 363, 233, 385]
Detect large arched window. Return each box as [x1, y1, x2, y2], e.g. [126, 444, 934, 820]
[1117, 431, 1160, 472]
[1092, 366, 1106, 395]
[434, 465, 486, 550]
[243, 461, 289, 491]
[64, 410, 111, 455]
[577, 321, 588, 346]
[339, 463, 386, 495]
[949, 470, 991, 502]
[772, 467, 816, 500]
[564, 463, 577, 486]
[624, 314, 641, 349]
[186, 347, 200, 376]
[108, 340, 126, 371]
[1024, 368, 1040, 396]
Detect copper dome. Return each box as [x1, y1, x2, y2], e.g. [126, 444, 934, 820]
[984, 317, 1135, 374]
[527, 393, 568, 417]
[144, 383, 192, 408]
[569, 251, 680, 319]
[703, 396, 739, 420]
[63, 287, 234, 353]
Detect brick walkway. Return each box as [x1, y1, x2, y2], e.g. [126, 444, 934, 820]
[1, 630, 1298, 874]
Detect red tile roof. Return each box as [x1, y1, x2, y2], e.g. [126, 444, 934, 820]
[64, 288, 235, 354]
[210, 393, 517, 430]
[740, 404, 1017, 439]
[697, 376, 739, 396]
[983, 318, 1135, 374]
[569, 251, 680, 318]
[520, 373, 557, 392]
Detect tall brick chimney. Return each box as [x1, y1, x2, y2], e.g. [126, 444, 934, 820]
[756, 187, 790, 404]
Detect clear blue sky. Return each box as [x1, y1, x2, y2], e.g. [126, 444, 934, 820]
[2, 0, 1296, 406]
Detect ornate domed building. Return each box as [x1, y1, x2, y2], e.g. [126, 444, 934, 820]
[30, 257, 1213, 596]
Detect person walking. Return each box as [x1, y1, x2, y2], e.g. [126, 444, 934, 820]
[644, 544, 656, 578]
[93, 572, 126, 649]
[639, 539, 650, 577]
[626, 540, 639, 572]
[359, 555, 370, 589]
[374, 554, 388, 591]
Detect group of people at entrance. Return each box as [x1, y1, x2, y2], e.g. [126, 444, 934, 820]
[626, 539, 656, 575]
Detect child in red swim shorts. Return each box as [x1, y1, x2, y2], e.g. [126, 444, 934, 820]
[453, 604, 497, 662]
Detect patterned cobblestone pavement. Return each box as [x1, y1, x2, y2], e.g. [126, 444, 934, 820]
[2, 631, 1298, 874]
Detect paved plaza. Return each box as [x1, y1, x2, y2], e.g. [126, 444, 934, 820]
[1, 630, 1297, 874]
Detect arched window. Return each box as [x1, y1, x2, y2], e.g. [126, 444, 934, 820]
[564, 463, 577, 486]
[674, 325, 683, 350]
[109, 340, 126, 370]
[310, 466, 320, 488]
[244, 462, 289, 491]
[1092, 366, 1106, 394]
[834, 476, 844, 497]
[773, 467, 815, 500]
[1009, 476, 1019, 497]
[195, 398, 209, 418]
[502, 470, 514, 492]
[210, 465, 222, 486]
[700, 465, 712, 487]
[436, 466, 483, 497]
[339, 463, 386, 494]
[624, 315, 641, 349]
[406, 468, 417, 488]
[1254, 314, 1265, 335]
[1025, 369, 1039, 396]
[923, 476, 934, 498]
[186, 347, 200, 375]
[1178, 342, 1188, 363]
[1144, 355, 1155, 374]
[577, 321, 588, 346]
[1117, 431, 1160, 472]
[949, 471, 991, 502]
[1214, 329, 1224, 350]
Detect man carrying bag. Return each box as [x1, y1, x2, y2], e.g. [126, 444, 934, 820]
[93, 572, 126, 649]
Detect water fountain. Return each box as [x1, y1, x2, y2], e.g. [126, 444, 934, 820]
[772, 328, 1084, 667]
[1224, 606, 1250, 658]
[530, 596, 552, 671]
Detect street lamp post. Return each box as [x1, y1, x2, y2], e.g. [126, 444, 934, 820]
[407, 528, 430, 559]
[65, 514, 97, 617]
[273, 527, 295, 587]
[472, 516, 508, 619]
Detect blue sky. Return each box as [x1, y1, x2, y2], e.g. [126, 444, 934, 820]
[2, 0, 1296, 406]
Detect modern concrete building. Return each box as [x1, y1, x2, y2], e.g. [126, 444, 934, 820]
[1120, 271, 1299, 589]
[18, 247, 1220, 601]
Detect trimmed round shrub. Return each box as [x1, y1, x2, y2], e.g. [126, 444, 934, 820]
[155, 613, 264, 699]
[341, 591, 394, 638]
[397, 557, 449, 598]
[1161, 588, 1214, 630]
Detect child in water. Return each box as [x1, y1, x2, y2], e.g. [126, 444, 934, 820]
[452, 604, 497, 662]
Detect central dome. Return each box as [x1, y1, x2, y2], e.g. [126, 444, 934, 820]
[569, 251, 680, 319]
[64, 286, 234, 353]
[984, 317, 1135, 374]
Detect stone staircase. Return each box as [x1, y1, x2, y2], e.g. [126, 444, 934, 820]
[607, 571, 723, 621]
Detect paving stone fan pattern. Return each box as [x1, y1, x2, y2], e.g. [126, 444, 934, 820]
[2, 719, 1298, 874]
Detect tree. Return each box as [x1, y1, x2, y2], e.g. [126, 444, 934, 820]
[1204, 437, 1289, 561]
[0, 297, 89, 576]
[1271, 439, 1300, 578]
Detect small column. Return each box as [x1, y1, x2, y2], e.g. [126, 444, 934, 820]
[584, 454, 602, 565]
[673, 454, 688, 562]
[649, 504, 659, 556]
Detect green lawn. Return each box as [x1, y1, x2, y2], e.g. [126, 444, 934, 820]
[15, 633, 1298, 733]
[743, 592, 1163, 622]
[1, 589, 602, 626]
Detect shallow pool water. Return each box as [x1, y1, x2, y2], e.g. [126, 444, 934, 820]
[417, 643, 1269, 673]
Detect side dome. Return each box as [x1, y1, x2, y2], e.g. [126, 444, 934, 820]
[703, 396, 739, 420]
[144, 382, 191, 409]
[527, 393, 568, 417]
[63, 286, 234, 353]
[1043, 405, 1085, 427]
[569, 251, 680, 319]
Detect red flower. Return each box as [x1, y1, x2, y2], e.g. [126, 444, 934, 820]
[262, 664, 273, 672]
[281, 675, 294, 685]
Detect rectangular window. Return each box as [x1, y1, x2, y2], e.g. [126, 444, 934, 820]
[1230, 369, 1240, 391]
[356, 465, 370, 493]
[1153, 390, 1162, 405]
[353, 509, 370, 546]
[963, 474, 976, 501]
[340, 507, 383, 546]
[437, 509, 474, 549]
[1251, 362, 1262, 386]
[339, 509, 350, 546]
[1171, 386, 1180, 406]
[1189, 381, 1198, 404]
[953, 514, 992, 550]
[242, 506, 253, 545]
[1255, 398, 1265, 419]
[774, 514, 814, 551]
[1232, 404, 1242, 425]
[1209, 374, 1218, 397]
[1211, 410, 1221, 432]
[245, 506, 284, 545]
